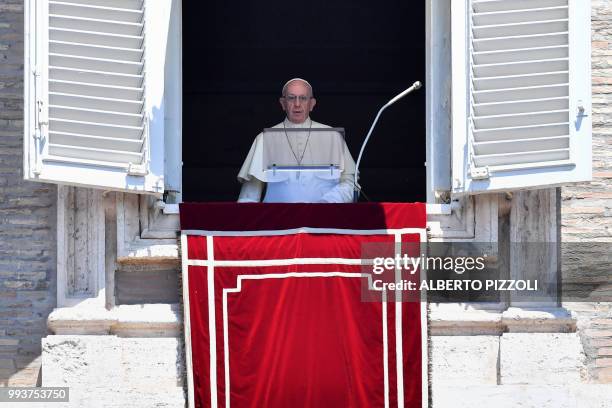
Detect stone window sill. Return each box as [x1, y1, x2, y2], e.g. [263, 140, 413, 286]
[430, 304, 576, 335]
[47, 303, 575, 337]
[47, 304, 182, 337]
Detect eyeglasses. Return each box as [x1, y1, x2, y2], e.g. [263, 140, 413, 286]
[284, 95, 311, 103]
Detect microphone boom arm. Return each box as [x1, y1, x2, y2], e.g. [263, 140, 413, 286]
[353, 81, 422, 202]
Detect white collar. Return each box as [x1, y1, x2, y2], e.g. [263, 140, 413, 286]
[284, 117, 312, 129]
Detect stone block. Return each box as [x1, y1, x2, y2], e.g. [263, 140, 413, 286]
[15, 355, 40, 369]
[573, 384, 612, 408]
[42, 335, 185, 407]
[119, 337, 184, 390]
[594, 367, 612, 383]
[591, 338, 612, 348]
[431, 336, 498, 385]
[597, 347, 612, 356]
[42, 335, 119, 386]
[0, 358, 14, 369]
[432, 384, 612, 408]
[596, 358, 612, 367]
[0, 368, 16, 378]
[500, 333, 585, 385]
[501, 307, 575, 333]
[0, 338, 19, 346]
[7, 366, 40, 387]
[586, 330, 612, 338]
[55, 387, 185, 408]
[432, 385, 574, 408]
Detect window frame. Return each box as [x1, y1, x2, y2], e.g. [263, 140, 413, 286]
[165, 0, 459, 215]
[162, 0, 457, 207]
[426, 0, 453, 204]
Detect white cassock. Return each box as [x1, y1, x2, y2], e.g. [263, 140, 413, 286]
[237, 118, 356, 203]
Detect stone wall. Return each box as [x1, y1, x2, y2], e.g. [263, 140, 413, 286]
[561, 0, 612, 385]
[0, 0, 56, 386]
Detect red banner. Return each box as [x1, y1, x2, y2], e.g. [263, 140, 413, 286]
[180, 203, 427, 408]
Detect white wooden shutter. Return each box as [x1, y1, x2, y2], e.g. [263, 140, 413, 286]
[451, 0, 591, 194]
[24, 0, 171, 194]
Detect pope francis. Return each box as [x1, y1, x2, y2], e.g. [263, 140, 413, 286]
[237, 78, 356, 203]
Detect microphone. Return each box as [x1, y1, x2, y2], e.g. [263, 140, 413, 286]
[386, 81, 422, 106]
[353, 81, 423, 202]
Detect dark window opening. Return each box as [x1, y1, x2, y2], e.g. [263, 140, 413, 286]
[182, 1, 426, 202]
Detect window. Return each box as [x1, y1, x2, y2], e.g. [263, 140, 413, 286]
[181, 0, 426, 202]
[24, 0, 592, 204]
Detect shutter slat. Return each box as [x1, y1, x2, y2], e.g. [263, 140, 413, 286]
[50, 28, 143, 49]
[473, 19, 567, 39]
[50, 92, 142, 114]
[473, 0, 567, 13]
[473, 71, 568, 91]
[49, 143, 143, 164]
[50, 118, 144, 140]
[49, 131, 143, 152]
[473, 122, 569, 142]
[473, 97, 568, 116]
[50, 15, 143, 36]
[473, 45, 568, 65]
[473, 148, 569, 167]
[52, 0, 143, 11]
[50, 40, 143, 62]
[49, 68, 143, 88]
[473, 84, 568, 104]
[50, 105, 144, 127]
[50, 79, 143, 100]
[473, 32, 568, 52]
[473, 110, 569, 129]
[473, 135, 569, 155]
[473, 59, 568, 78]
[50, 1, 143, 23]
[472, 6, 568, 26]
[50, 53, 143, 75]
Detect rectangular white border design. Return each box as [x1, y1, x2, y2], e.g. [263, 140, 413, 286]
[181, 227, 428, 408]
[205, 236, 217, 408]
[222, 273, 372, 408]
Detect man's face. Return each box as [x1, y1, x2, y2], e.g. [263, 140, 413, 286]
[280, 81, 316, 124]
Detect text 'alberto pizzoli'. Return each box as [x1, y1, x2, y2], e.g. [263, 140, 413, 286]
[370, 279, 539, 292]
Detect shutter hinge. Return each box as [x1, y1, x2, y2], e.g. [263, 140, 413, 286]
[33, 69, 48, 127]
[577, 100, 588, 117]
[32, 67, 46, 176]
[470, 166, 490, 180]
[127, 162, 149, 176]
[36, 99, 48, 127]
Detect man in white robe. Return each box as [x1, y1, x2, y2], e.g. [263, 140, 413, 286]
[237, 78, 356, 203]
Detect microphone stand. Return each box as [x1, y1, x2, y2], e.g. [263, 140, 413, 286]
[353, 81, 422, 202]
